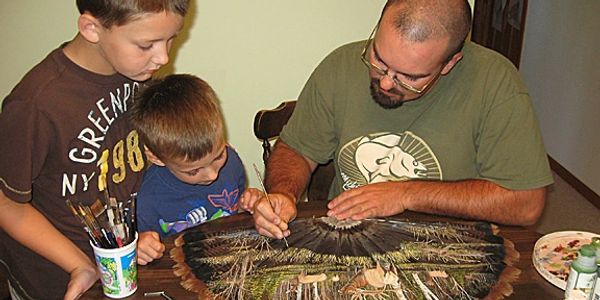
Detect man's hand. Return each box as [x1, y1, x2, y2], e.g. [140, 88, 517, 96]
[327, 182, 407, 220]
[137, 231, 165, 265]
[239, 188, 265, 214]
[327, 179, 547, 226]
[64, 262, 98, 300]
[252, 194, 297, 239]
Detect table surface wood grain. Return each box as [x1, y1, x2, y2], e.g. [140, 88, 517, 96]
[81, 201, 565, 299]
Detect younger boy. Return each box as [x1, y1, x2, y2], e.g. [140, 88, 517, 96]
[0, 1, 190, 299]
[130, 74, 263, 265]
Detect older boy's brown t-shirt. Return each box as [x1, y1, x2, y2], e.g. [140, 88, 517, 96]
[0, 46, 146, 298]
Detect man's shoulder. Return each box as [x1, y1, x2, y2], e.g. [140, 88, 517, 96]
[463, 41, 518, 70]
[325, 40, 366, 61]
[310, 40, 367, 80]
[333, 40, 366, 52]
[460, 41, 526, 91]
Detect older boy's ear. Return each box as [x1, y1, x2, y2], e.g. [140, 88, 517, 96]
[78, 13, 101, 43]
[144, 146, 166, 167]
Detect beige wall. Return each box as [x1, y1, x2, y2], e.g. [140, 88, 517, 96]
[520, 0, 600, 195]
[1, 1, 475, 187]
[1, 2, 79, 102]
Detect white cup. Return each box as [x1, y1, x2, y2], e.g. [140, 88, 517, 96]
[90, 233, 138, 298]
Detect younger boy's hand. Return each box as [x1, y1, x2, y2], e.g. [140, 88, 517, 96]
[239, 188, 265, 214]
[137, 231, 165, 265]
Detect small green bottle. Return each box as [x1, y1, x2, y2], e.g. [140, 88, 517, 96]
[564, 244, 597, 299]
[592, 238, 600, 266]
[590, 238, 600, 300]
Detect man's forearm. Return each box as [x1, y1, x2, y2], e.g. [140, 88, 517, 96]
[402, 179, 546, 226]
[265, 141, 315, 202]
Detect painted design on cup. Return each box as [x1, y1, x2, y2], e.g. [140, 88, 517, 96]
[97, 256, 119, 295]
[120, 249, 138, 291]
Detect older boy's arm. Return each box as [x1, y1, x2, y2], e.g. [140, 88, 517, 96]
[328, 180, 546, 226]
[0, 190, 97, 299]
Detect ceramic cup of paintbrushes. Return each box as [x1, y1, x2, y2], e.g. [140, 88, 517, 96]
[90, 233, 139, 298]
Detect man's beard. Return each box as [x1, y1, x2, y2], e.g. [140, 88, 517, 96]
[369, 79, 406, 109]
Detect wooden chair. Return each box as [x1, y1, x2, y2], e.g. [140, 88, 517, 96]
[253, 101, 335, 201]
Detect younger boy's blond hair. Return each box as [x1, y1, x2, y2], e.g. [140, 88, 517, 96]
[131, 74, 225, 163]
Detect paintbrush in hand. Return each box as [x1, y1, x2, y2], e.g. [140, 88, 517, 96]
[252, 163, 289, 247]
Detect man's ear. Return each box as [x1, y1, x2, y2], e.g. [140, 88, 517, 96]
[441, 51, 464, 75]
[144, 146, 166, 167]
[78, 13, 102, 43]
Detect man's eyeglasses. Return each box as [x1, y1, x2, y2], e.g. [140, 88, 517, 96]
[360, 21, 442, 94]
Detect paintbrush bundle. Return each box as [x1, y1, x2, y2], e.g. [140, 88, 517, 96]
[66, 193, 137, 249]
[171, 216, 520, 300]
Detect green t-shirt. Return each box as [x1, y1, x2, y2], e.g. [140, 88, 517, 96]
[281, 41, 553, 199]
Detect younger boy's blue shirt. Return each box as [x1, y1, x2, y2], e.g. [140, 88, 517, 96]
[137, 146, 245, 237]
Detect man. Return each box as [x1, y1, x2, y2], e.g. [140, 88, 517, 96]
[243, 0, 553, 240]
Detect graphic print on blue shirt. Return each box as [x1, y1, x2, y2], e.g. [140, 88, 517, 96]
[158, 188, 240, 234]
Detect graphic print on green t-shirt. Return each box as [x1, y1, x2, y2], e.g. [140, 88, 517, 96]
[337, 131, 442, 191]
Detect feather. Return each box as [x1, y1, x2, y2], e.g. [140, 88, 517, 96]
[171, 216, 519, 299]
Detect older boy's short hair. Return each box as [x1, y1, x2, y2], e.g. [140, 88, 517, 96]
[131, 74, 224, 163]
[76, 0, 190, 28]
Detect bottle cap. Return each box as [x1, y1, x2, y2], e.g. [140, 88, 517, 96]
[580, 244, 596, 257]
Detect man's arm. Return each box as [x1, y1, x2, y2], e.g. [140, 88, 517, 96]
[0, 189, 98, 299]
[250, 141, 316, 238]
[327, 179, 546, 226]
[265, 140, 317, 201]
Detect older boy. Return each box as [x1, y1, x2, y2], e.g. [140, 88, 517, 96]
[0, 1, 190, 299]
[130, 74, 263, 265]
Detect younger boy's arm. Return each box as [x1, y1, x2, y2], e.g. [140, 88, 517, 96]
[137, 231, 165, 265]
[0, 190, 98, 299]
[239, 188, 265, 214]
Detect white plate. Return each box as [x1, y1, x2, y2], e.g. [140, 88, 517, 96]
[532, 231, 599, 290]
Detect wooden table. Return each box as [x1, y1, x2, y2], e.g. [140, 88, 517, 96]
[82, 201, 565, 299]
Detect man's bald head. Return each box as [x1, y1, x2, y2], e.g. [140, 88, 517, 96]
[382, 0, 472, 60]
